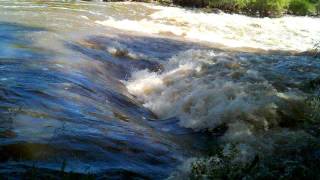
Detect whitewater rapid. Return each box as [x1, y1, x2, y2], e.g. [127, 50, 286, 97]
[0, 0, 319, 178]
[95, 3, 320, 168]
[124, 49, 320, 131]
[103, 3, 320, 133]
[96, 2, 320, 52]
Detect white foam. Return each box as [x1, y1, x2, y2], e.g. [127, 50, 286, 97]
[97, 3, 320, 52]
[124, 49, 318, 133]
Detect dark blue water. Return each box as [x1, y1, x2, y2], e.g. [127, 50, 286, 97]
[1, 1, 319, 179]
[0, 21, 207, 179]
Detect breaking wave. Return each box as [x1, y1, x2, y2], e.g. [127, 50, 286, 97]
[124, 48, 320, 178]
[125, 49, 320, 134]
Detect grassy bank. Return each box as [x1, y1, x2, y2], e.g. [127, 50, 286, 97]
[159, 0, 320, 17]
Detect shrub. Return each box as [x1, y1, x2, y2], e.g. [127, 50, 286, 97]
[206, 0, 291, 17]
[208, 0, 250, 12]
[172, 0, 209, 7]
[248, 0, 290, 17]
[289, 0, 316, 15]
[169, 0, 319, 17]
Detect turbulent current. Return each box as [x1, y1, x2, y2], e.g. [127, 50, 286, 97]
[0, 0, 319, 179]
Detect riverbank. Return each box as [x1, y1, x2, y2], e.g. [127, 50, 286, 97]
[153, 0, 320, 17]
[101, 0, 320, 17]
[0, 1, 319, 179]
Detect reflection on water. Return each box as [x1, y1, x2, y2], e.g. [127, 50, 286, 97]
[0, 0, 319, 179]
[0, 21, 193, 178]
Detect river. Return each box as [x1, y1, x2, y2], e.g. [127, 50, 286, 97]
[0, 0, 319, 179]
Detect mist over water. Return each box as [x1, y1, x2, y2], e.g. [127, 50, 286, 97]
[0, 0, 319, 179]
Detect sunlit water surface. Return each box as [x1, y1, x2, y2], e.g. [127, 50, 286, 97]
[0, 0, 319, 179]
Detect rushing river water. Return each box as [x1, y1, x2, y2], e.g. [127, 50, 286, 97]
[0, 0, 319, 179]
